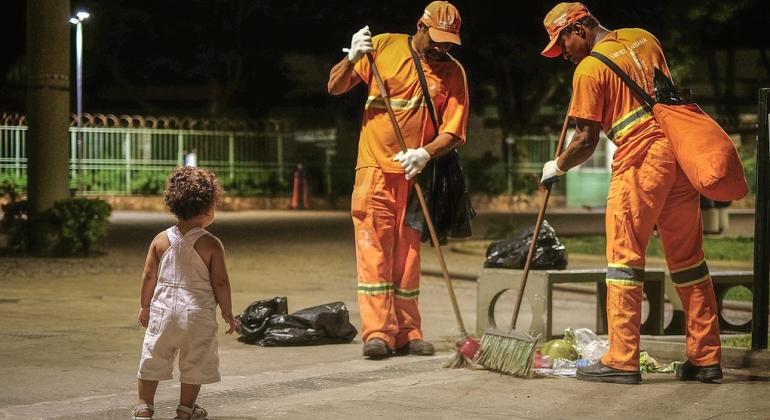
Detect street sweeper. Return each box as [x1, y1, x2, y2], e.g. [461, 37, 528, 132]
[538, 2, 745, 384]
[326, 1, 469, 359]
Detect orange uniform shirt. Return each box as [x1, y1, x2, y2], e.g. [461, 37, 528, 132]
[353, 33, 469, 173]
[569, 28, 672, 172]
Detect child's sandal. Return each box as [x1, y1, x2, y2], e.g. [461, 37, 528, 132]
[174, 403, 208, 420]
[130, 403, 154, 420]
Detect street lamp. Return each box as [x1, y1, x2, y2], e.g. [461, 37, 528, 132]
[70, 10, 90, 193]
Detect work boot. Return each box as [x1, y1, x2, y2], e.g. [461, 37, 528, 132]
[363, 338, 391, 359]
[395, 339, 436, 356]
[576, 361, 642, 384]
[676, 360, 723, 383]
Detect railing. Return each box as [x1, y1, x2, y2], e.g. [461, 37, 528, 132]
[0, 123, 300, 196]
[0, 118, 570, 197]
[68, 126, 289, 196]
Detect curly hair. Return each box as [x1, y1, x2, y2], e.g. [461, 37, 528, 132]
[163, 167, 223, 220]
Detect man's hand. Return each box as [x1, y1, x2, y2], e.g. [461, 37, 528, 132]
[347, 26, 373, 63]
[222, 312, 240, 335]
[137, 307, 150, 328]
[393, 148, 431, 180]
[540, 159, 566, 187]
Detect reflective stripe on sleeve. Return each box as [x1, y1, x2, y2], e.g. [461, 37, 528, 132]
[606, 106, 652, 141]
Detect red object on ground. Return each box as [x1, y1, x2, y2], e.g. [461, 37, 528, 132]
[291, 164, 310, 209]
[459, 336, 480, 359]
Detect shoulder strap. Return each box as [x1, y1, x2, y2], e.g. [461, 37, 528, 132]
[407, 36, 440, 134]
[589, 52, 656, 109]
[184, 227, 209, 244]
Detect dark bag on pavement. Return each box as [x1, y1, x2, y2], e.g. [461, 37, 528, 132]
[590, 52, 748, 202]
[236, 298, 357, 346]
[483, 220, 568, 269]
[235, 296, 289, 343]
[404, 37, 475, 244]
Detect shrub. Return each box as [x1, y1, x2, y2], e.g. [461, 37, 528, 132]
[0, 200, 30, 252]
[0, 198, 111, 256]
[131, 171, 168, 195]
[47, 198, 112, 256]
[0, 175, 25, 201]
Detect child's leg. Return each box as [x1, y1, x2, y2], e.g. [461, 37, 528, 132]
[136, 379, 158, 415]
[177, 383, 201, 418]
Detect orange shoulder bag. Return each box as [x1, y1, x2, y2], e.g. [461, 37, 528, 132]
[591, 52, 748, 201]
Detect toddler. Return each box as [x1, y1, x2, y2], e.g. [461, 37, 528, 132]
[131, 167, 238, 420]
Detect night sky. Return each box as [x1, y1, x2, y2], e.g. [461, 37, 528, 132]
[2, 0, 768, 121]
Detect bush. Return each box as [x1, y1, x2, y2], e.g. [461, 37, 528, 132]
[0, 200, 30, 253]
[131, 171, 168, 195]
[0, 175, 25, 201]
[47, 198, 112, 256]
[463, 152, 507, 195]
[462, 151, 539, 196]
[0, 198, 111, 256]
[223, 170, 284, 197]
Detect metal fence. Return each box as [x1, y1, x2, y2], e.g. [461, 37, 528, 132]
[0, 120, 566, 197]
[0, 121, 312, 196]
[67, 126, 290, 196]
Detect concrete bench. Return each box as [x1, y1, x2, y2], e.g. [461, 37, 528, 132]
[664, 270, 754, 334]
[476, 268, 666, 341]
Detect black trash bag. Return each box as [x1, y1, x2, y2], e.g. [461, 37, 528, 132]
[237, 299, 357, 346]
[405, 149, 475, 245]
[235, 297, 288, 343]
[483, 220, 568, 269]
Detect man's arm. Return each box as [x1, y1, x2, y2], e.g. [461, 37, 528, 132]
[327, 57, 362, 95]
[541, 117, 602, 185]
[327, 26, 372, 95]
[556, 118, 602, 171]
[423, 132, 462, 157]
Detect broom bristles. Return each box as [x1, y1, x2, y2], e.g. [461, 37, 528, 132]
[476, 328, 539, 377]
[443, 349, 473, 369]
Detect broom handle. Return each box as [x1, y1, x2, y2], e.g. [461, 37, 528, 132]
[366, 53, 468, 335]
[510, 108, 571, 329]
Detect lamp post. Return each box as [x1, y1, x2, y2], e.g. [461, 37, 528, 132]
[69, 10, 89, 193]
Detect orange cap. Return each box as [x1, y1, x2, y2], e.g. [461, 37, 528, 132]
[420, 1, 462, 45]
[541, 2, 591, 58]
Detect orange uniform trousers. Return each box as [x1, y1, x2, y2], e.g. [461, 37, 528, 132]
[351, 167, 423, 350]
[602, 137, 721, 371]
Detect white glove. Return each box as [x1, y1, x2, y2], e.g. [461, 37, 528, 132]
[393, 148, 431, 180]
[347, 26, 373, 63]
[540, 159, 566, 186]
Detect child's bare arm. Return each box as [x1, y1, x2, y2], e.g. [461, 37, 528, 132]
[137, 235, 162, 327]
[203, 236, 238, 334]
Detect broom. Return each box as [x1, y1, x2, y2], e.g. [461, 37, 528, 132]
[358, 50, 480, 368]
[475, 106, 571, 377]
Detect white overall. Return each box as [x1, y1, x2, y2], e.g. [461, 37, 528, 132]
[137, 226, 221, 384]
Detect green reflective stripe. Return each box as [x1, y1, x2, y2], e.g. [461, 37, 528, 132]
[358, 283, 394, 296]
[365, 96, 426, 111]
[606, 106, 652, 141]
[395, 287, 420, 299]
[670, 261, 710, 285]
[606, 266, 645, 282]
[606, 278, 644, 287]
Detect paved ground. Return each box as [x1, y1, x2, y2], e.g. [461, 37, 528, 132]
[0, 210, 768, 420]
